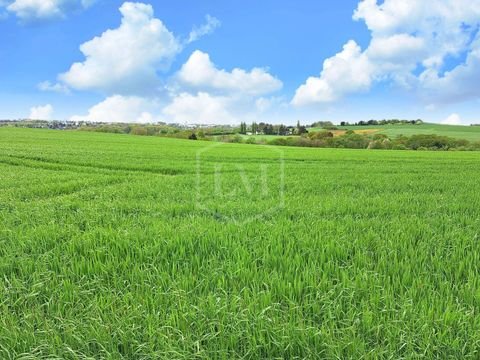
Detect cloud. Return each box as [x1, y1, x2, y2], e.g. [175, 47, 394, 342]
[255, 97, 273, 113]
[70, 49, 284, 125]
[59, 2, 181, 94]
[441, 113, 462, 125]
[70, 92, 238, 125]
[292, 40, 373, 106]
[163, 92, 235, 125]
[62, 4, 281, 125]
[353, 0, 480, 37]
[367, 34, 425, 62]
[70, 95, 162, 123]
[160, 50, 283, 124]
[176, 50, 283, 96]
[38, 81, 70, 94]
[293, 0, 480, 106]
[6, 0, 95, 22]
[187, 15, 221, 44]
[50, 2, 220, 96]
[29, 104, 53, 119]
[419, 35, 480, 104]
[0, 0, 8, 19]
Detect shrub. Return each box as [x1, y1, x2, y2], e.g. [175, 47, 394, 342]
[406, 134, 450, 150]
[309, 131, 334, 140]
[367, 140, 385, 150]
[231, 135, 244, 143]
[372, 133, 388, 141]
[322, 125, 338, 130]
[268, 138, 288, 146]
[339, 133, 370, 149]
[130, 127, 148, 136]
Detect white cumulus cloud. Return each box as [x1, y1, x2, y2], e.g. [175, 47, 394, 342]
[441, 113, 462, 125]
[63, 3, 282, 125]
[29, 104, 53, 120]
[48, 2, 221, 96]
[6, 0, 95, 22]
[367, 34, 425, 62]
[292, 40, 373, 105]
[160, 50, 284, 124]
[70, 95, 161, 123]
[70, 48, 285, 125]
[162, 92, 235, 125]
[59, 2, 181, 94]
[176, 50, 282, 96]
[419, 34, 480, 104]
[293, 0, 480, 107]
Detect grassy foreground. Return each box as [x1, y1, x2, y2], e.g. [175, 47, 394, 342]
[1, 128, 480, 358]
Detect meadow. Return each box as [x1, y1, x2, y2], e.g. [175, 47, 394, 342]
[1, 127, 480, 358]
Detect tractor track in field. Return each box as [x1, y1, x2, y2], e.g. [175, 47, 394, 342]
[0, 154, 184, 177]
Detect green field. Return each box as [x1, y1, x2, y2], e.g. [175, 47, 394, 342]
[238, 134, 285, 140]
[2, 127, 480, 358]
[333, 123, 480, 141]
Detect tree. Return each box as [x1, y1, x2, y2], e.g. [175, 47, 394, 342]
[239, 122, 247, 134]
[311, 121, 334, 128]
[296, 121, 308, 135]
[264, 124, 274, 135]
[298, 126, 308, 135]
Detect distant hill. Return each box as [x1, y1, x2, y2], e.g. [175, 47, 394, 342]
[335, 123, 480, 141]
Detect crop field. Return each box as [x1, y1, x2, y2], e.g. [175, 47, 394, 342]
[2, 127, 480, 358]
[335, 123, 480, 141]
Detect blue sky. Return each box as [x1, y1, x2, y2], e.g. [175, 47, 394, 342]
[1, 0, 480, 125]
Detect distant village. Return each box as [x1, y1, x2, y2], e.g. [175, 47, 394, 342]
[0, 119, 190, 130]
[0, 119, 308, 135]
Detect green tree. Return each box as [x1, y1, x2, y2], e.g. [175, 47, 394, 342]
[239, 122, 247, 134]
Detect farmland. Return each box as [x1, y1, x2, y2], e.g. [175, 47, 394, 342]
[1, 127, 480, 358]
[335, 123, 480, 141]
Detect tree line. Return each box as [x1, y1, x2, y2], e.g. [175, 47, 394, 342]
[216, 130, 480, 151]
[339, 119, 424, 126]
[239, 121, 308, 135]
